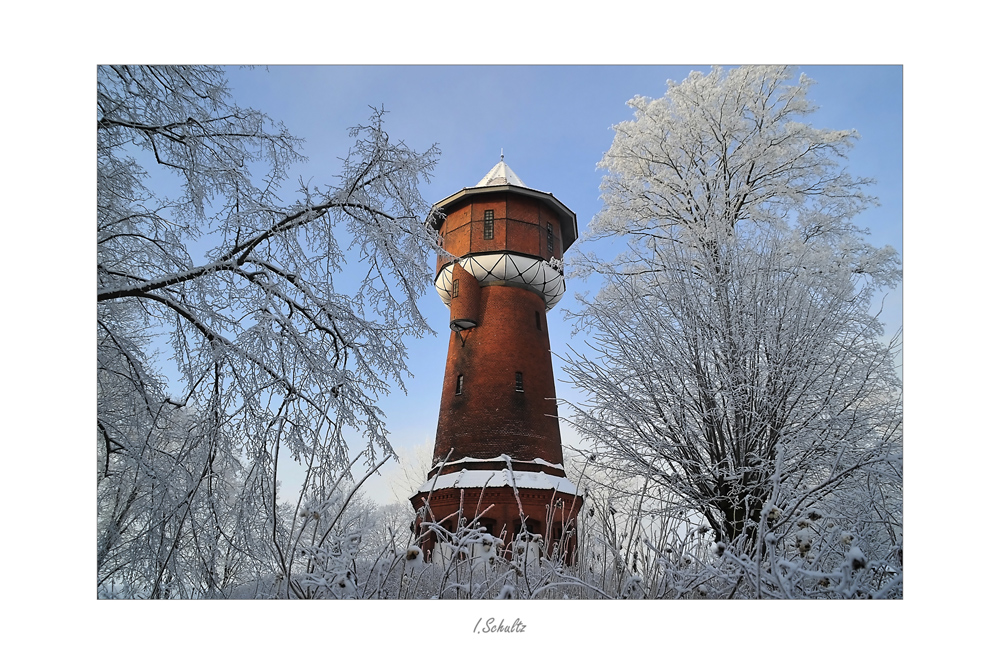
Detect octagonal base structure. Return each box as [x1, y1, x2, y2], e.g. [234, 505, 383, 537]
[410, 466, 581, 565]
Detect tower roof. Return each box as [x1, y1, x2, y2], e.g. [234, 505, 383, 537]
[475, 158, 526, 188]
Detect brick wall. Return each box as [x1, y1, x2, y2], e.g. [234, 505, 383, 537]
[436, 194, 564, 276]
[434, 284, 562, 467]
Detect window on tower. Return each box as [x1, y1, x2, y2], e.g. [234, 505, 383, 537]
[456, 374, 464, 395]
[547, 223, 554, 253]
[515, 371, 524, 392]
[452, 277, 459, 298]
[484, 210, 494, 240]
[535, 311, 542, 330]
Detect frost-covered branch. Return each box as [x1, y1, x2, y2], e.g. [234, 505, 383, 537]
[97, 66, 441, 598]
[562, 66, 901, 596]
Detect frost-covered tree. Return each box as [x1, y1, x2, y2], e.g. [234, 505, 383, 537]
[564, 66, 901, 580]
[97, 66, 441, 597]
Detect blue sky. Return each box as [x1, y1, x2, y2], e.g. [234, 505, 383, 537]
[220, 65, 903, 503]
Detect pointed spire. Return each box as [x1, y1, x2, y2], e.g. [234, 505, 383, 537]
[476, 157, 525, 188]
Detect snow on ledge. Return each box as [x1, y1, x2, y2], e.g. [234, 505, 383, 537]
[431, 456, 565, 471]
[414, 469, 580, 497]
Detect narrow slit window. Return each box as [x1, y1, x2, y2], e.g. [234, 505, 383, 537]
[484, 210, 494, 240]
[546, 223, 554, 253]
[535, 311, 542, 330]
[452, 277, 459, 298]
[456, 374, 464, 395]
[515, 371, 524, 392]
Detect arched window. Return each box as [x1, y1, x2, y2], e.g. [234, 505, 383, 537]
[456, 374, 464, 395]
[478, 518, 496, 536]
[515, 372, 523, 392]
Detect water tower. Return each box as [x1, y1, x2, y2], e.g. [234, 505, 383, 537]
[410, 157, 582, 562]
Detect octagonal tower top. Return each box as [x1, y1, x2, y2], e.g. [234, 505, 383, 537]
[431, 158, 578, 251]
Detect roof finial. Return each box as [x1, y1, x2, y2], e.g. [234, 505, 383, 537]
[500, 148, 504, 162]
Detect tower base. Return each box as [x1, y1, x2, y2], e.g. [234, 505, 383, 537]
[410, 464, 582, 565]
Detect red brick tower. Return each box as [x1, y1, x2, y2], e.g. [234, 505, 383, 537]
[410, 158, 582, 563]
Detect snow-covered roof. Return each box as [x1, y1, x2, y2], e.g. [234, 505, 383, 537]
[414, 469, 580, 497]
[475, 158, 525, 188]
